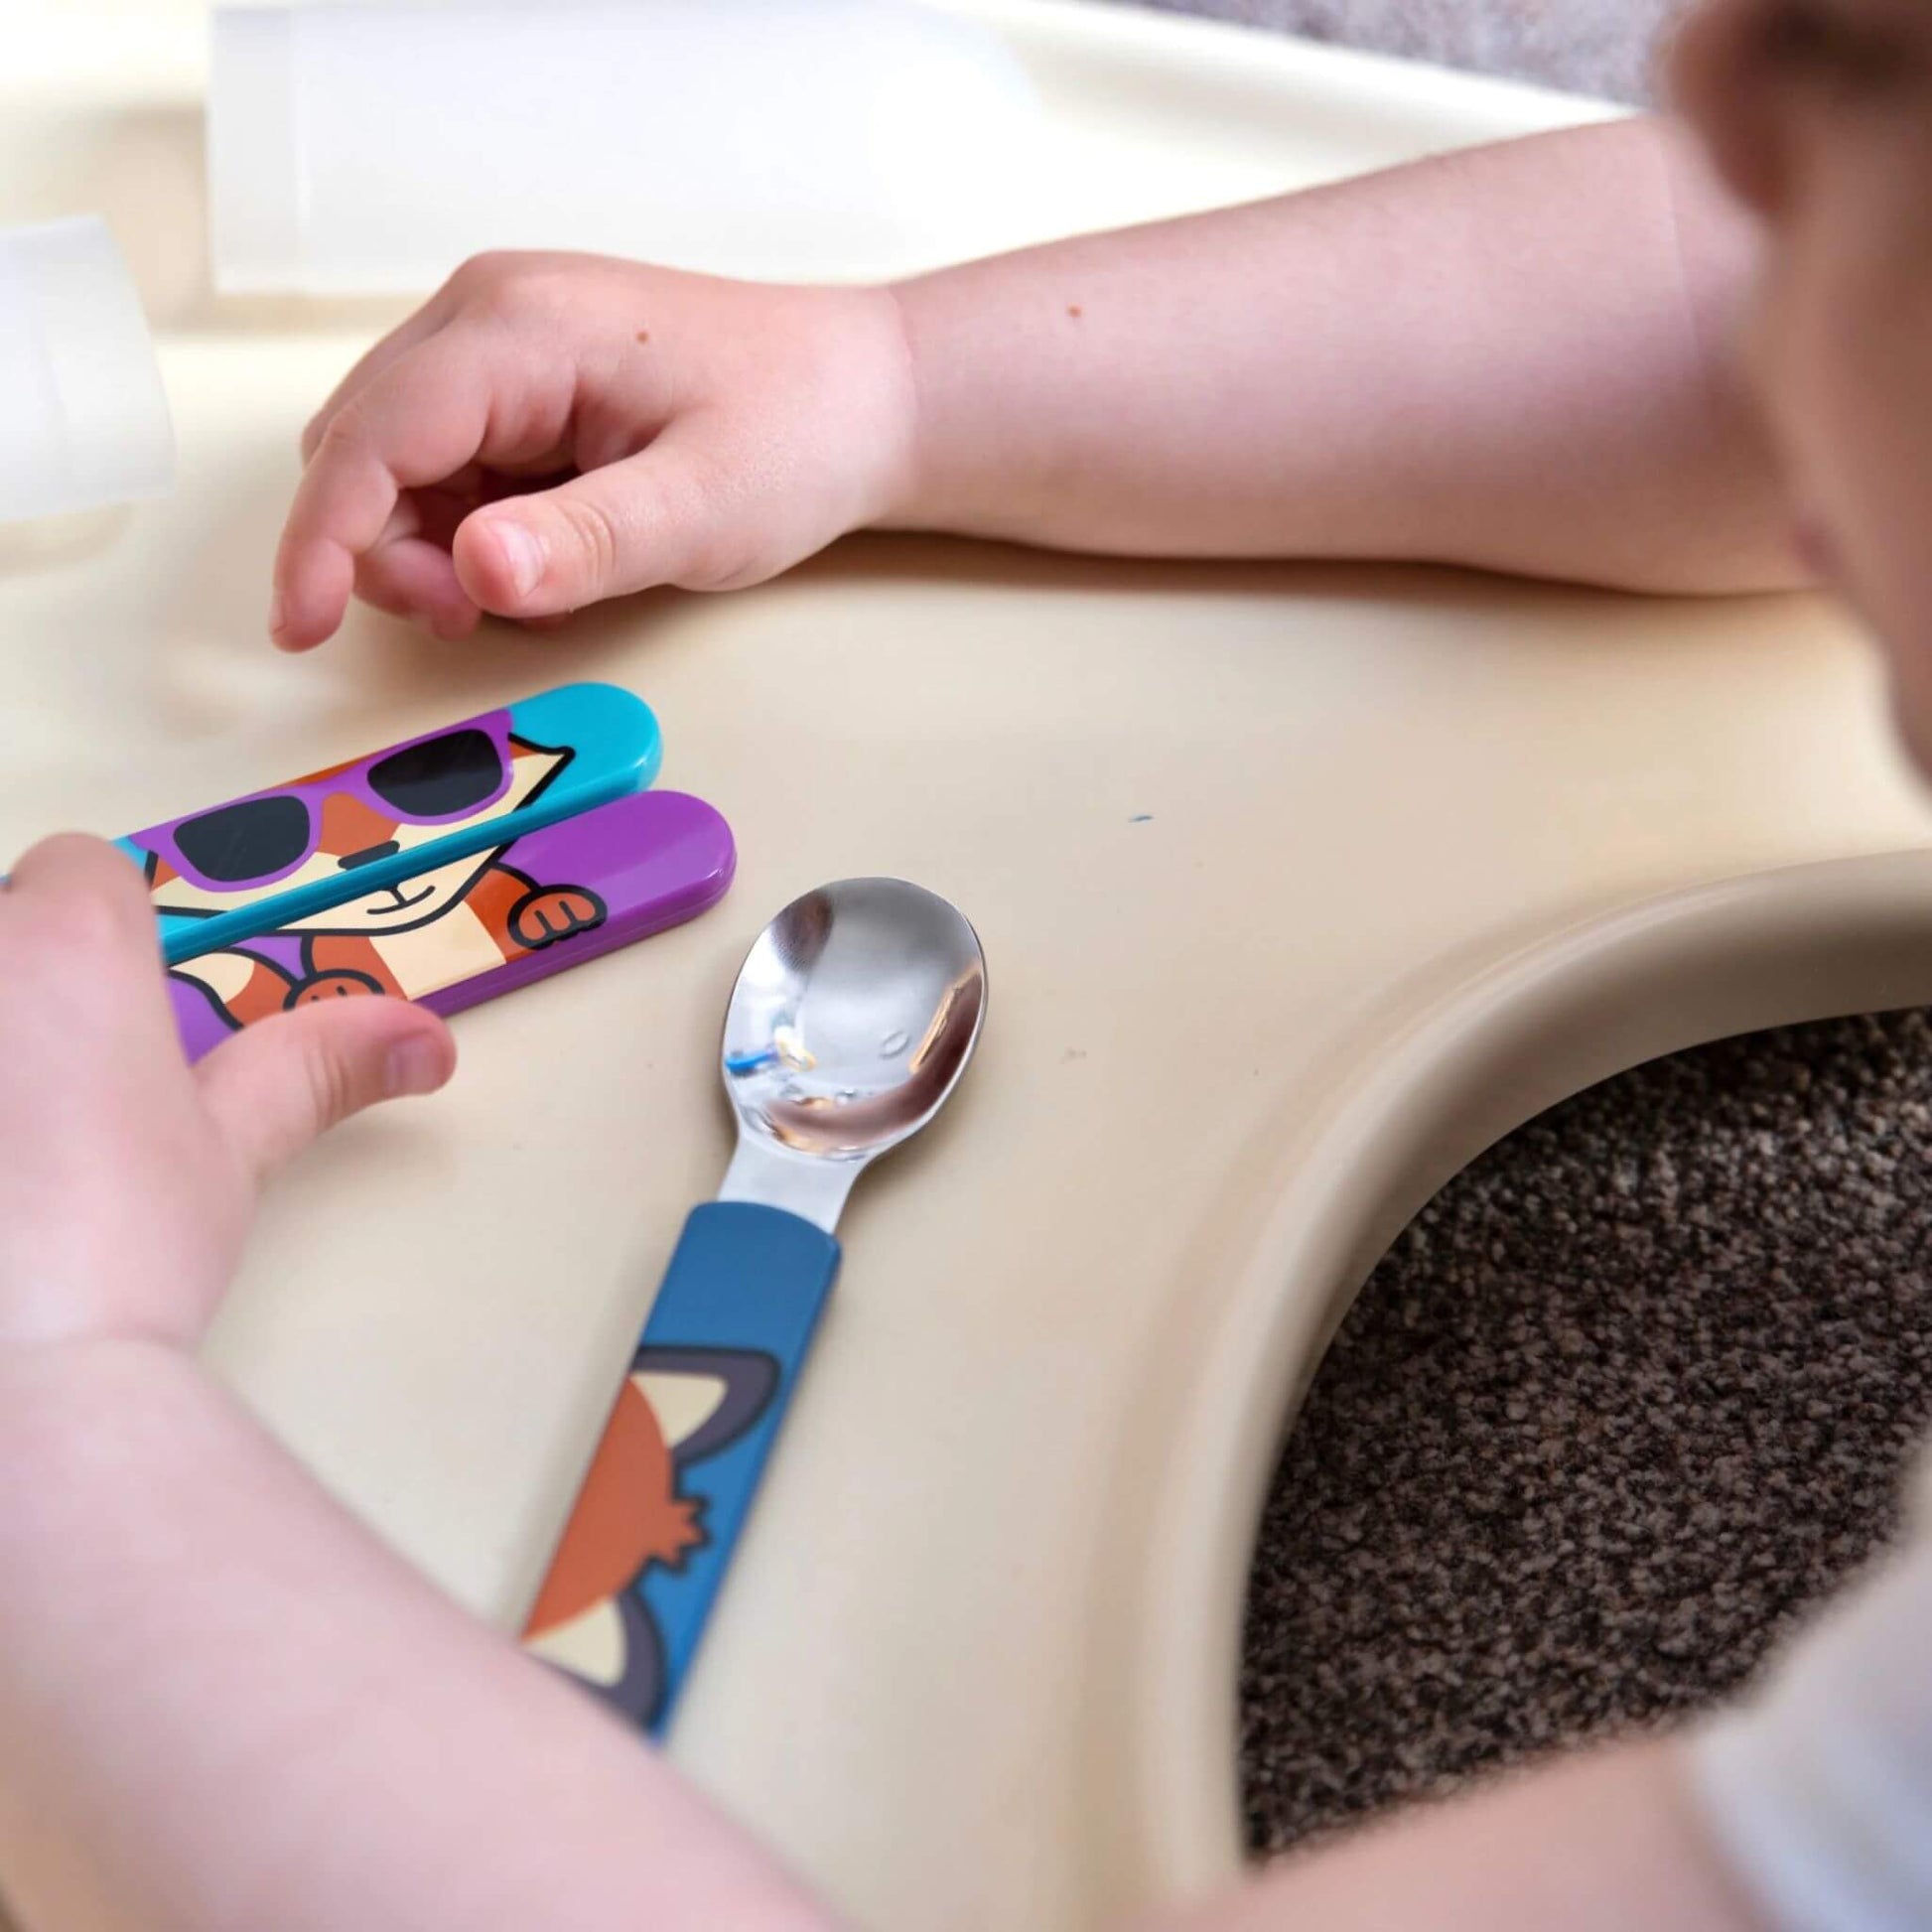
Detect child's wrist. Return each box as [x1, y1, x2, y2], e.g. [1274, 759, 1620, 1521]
[0, 1335, 211, 1521]
[873, 274, 992, 538]
[0, 1330, 198, 1412]
[874, 278, 940, 532]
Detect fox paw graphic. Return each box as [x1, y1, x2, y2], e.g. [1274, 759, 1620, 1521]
[509, 885, 607, 950]
[285, 969, 387, 1007]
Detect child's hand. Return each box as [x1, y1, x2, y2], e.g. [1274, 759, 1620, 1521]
[271, 254, 917, 648]
[0, 835, 454, 1351]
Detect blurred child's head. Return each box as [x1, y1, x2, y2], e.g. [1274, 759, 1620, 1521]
[1674, 0, 1932, 761]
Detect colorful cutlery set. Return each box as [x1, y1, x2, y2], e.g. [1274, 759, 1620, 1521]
[120, 683, 736, 1060]
[115, 683, 983, 1738]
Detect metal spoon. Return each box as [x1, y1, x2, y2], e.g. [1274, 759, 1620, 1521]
[524, 879, 986, 1733]
[716, 876, 987, 1230]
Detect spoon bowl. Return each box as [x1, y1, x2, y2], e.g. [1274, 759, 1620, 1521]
[720, 878, 987, 1223]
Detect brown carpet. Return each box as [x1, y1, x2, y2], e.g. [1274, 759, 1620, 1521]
[1242, 1011, 1932, 1851]
[1102, 0, 1932, 1859]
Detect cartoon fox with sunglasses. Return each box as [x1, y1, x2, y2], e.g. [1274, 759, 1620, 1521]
[145, 722, 608, 1029]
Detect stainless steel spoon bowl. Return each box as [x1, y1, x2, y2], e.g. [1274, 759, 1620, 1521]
[719, 877, 988, 1230]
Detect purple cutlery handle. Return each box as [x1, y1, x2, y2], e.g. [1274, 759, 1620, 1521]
[167, 790, 734, 1060]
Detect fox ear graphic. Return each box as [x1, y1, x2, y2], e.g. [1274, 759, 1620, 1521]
[524, 1574, 668, 1726]
[631, 1347, 780, 1467]
[521, 1347, 778, 1731]
[600, 1590, 668, 1725]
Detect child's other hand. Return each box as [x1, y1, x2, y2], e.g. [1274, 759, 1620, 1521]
[0, 836, 454, 1352]
[271, 254, 916, 648]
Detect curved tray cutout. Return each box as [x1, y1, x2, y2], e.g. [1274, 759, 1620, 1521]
[1086, 846, 1932, 1909]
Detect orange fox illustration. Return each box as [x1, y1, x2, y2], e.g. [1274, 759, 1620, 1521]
[159, 733, 606, 1026]
[522, 1347, 777, 1725]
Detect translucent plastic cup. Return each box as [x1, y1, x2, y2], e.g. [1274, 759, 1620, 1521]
[0, 217, 175, 524]
[207, 0, 1045, 294]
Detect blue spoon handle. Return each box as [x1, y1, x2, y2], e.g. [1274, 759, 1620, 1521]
[522, 1200, 840, 1735]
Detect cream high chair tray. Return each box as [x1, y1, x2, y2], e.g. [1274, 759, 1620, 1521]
[9, 4, 1932, 1927]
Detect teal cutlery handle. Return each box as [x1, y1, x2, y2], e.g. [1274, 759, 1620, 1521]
[522, 1201, 840, 1735]
[121, 682, 661, 963]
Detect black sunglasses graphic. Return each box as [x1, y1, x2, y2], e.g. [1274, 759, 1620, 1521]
[154, 727, 514, 891]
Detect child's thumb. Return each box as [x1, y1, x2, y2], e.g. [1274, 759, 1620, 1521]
[453, 431, 733, 619]
[196, 998, 456, 1186]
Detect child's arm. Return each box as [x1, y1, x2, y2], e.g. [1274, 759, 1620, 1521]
[891, 117, 1784, 594]
[1158, 1740, 1764, 1932]
[0, 1351, 838, 1932]
[272, 116, 1792, 650]
[0, 838, 834, 1932]
[0, 1349, 836, 1932]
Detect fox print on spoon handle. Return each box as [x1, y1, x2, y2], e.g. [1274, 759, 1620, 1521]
[522, 1204, 841, 1734]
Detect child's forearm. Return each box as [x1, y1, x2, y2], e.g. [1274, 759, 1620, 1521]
[1161, 1738, 1763, 1932]
[892, 119, 1792, 595]
[0, 1346, 1765, 1932]
[0, 1343, 837, 1932]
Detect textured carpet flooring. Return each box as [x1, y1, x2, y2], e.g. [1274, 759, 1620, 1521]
[1111, 0, 1932, 1859]
[1242, 1012, 1932, 1851]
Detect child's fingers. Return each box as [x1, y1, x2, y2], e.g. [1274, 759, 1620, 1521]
[196, 997, 456, 1187]
[274, 340, 490, 649]
[0, 838, 174, 1042]
[450, 421, 741, 617]
[299, 302, 457, 464]
[356, 536, 483, 641]
[350, 488, 483, 639]
[272, 327, 539, 651]
[3, 833, 151, 947]
[297, 256, 551, 461]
